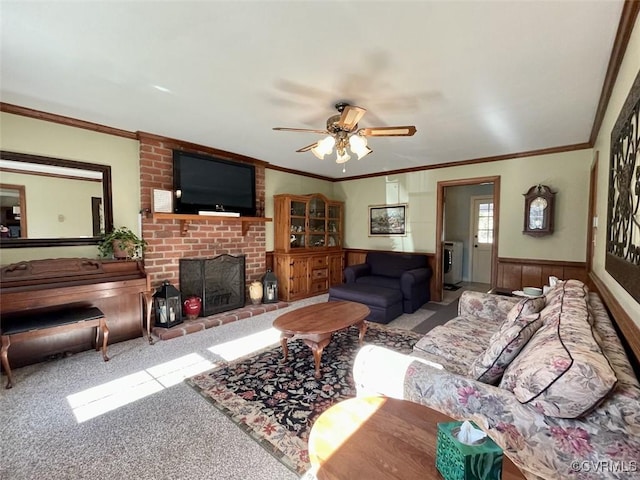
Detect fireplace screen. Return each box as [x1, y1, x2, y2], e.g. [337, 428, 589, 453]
[180, 254, 246, 316]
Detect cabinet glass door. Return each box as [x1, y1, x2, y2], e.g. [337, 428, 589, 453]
[308, 196, 326, 248]
[327, 204, 341, 247]
[290, 200, 306, 249]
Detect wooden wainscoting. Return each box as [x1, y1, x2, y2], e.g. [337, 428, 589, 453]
[496, 257, 590, 291]
[345, 249, 367, 267]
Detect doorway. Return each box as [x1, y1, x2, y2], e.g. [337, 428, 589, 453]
[435, 176, 500, 302]
[0, 183, 27, 238]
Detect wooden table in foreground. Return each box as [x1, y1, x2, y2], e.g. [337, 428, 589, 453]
[272, 301, 370, 378]
[308, 396, 526, 480]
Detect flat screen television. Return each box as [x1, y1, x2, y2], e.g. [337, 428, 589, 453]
[173, 150, 256, 216]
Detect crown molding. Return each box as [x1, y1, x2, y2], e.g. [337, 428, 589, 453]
[0, 102, 137, 139]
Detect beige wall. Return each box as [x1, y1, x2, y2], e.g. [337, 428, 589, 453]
[592, 14, 640, 325]
[333, 149, 592, 261]
[0, 112, 140, 264]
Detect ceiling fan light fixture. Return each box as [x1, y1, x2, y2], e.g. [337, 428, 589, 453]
[348, 134, 372, 159]
[310, 146, 326, 160]
[336, 150, 351, 164]
[311, 135, 335, 159]
[355, 146, 373, 160]
[348, 133, 366, 149]
[274, 102, 416, 168]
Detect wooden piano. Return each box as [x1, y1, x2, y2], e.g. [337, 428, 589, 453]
[1, 258, 151, 369]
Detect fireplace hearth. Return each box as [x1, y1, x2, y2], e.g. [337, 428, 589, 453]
[179, 255, 246, 316]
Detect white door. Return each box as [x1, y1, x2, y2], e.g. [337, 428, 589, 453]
[470, 196, 493, 284]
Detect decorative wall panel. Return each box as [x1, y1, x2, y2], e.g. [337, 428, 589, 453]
[607, 69, 640, 303]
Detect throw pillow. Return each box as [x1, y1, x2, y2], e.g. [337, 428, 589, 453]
[469, 313, 543, 384]
[506, 296, 545, 324]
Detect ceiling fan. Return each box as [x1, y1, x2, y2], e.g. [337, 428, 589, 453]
[273, 102, 416, 165]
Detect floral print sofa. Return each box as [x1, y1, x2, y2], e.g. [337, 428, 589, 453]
[353, 280, 640, 479]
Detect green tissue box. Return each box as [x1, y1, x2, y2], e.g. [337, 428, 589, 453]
[436, 421, 503, 480]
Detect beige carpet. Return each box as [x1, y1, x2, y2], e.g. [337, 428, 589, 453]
[388, 308, 436, 330]
[412, 282, 490, 334]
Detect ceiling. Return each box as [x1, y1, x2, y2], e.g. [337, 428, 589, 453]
[0, 1, 625, 179]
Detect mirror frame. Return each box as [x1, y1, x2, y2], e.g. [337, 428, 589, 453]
[0, 150, 113, 248]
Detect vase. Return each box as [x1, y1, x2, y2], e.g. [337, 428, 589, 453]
[249, 281, 263, 305]
[183, 296, 202, 319]
[112, 240, 134, 259]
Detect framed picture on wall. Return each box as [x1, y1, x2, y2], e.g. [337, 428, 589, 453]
[368, 204, 407, 236]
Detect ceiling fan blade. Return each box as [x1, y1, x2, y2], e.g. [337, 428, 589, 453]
[296, 142, 318, 153]
[358, 126, 417, 137]
[337, 105, 367, 131]
[273, 127, 329, 134]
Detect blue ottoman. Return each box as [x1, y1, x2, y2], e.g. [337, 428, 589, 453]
[328, 284, 403, 324]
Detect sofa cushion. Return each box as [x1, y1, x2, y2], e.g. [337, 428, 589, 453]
[468, 313, 543, 384]
[413, 315, 494, 369]
[328, 284, 402, 308]
[355, 275, 401, 291]
[500, 285, 617, 418]
[543, 279, 595, 326]
[544, 279, 588, 310]
[366, 251, 427, 278]
[458, 291, 520, 326]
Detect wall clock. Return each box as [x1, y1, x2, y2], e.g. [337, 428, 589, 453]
[523, 184, 555, 237]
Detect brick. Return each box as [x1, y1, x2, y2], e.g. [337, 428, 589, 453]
[217, 315, 238, 326]
[156, 327, 185, 340]
[182, 322, 205, 335]
[152, 146, 172, 156]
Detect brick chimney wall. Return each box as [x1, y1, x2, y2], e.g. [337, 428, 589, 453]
[138, 133, 266, 291]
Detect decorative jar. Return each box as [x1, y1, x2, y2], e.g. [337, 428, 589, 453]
[183, 296, 202, 319]
[249, 281, 263, 305]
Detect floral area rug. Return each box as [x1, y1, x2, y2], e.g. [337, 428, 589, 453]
[186, 322, 420, 474]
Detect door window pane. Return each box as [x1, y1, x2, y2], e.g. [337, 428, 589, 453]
[477, 202, 494, 244]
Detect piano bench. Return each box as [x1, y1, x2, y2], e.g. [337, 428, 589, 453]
[0, 306, 109, 389]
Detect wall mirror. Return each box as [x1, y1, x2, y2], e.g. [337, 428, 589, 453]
[0, 150, 113, 248]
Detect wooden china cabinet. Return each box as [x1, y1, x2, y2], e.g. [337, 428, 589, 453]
[273, 193, 344, 301]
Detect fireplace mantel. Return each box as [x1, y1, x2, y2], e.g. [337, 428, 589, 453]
[151, 213, 272, 236]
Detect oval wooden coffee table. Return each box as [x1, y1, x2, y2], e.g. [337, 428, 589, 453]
[308, 396, 526, 480]
[273, 301, 370, 379]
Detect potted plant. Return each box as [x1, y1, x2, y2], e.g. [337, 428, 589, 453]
[98, 226, 147, 259]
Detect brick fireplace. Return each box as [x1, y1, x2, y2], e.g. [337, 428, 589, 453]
[138, 132, 267, 292]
